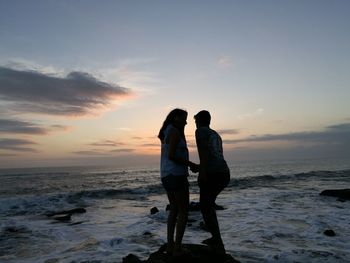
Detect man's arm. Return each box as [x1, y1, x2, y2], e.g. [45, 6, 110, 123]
[196, 129, 209, 183]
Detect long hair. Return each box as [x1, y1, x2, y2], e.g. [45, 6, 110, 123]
[158, 108, 187, 141]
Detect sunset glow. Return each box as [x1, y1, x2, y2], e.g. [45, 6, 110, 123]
[1, 1, 349, 168]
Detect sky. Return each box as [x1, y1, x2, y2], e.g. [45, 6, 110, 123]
[0, 0, 349, 169]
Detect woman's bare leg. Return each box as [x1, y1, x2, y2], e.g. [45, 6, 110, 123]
[166, 192, 177, 253]
[173, 189, 189, 255]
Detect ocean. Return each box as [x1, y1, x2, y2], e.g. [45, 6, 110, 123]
[1, 158, 350, 263]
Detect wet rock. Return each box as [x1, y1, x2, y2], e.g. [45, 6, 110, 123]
[150, 207, 159, 215]
[53, 214, 71, 222]
[320, 189, 350, 200]
[189, 201, 201, 211]
[3, 226, 29, 235]
[4, 227, 22, 233]
[123, 243, 240, 263]
[324, 229, 336, 237]
[123, 254, 143, 263]
[46, 208, 86, 217]
[213, 203, 225, 210]
[47, 208, 86, 223]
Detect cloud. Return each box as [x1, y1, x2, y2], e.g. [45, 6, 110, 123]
[0, 138, 38, 152]
[89, 140, 126, 147]
[73, 148, 135, 156]
[0, 153, 18, 157]
[72, 150, 110, 156]
[141, 143, 159, 147]
[0, 66, 133, 117]
[327, 123, 350, 132]
[224, 122, 350, 145]
[0, 118, 69, 135]
[0, 119, 48, 135]
[237, 108, 264, 120]
[217, 129, 240, 135]
[115, 127, 132, 131]
[110, 148, 135, 153]
[217, 56, 233, 68]
[49, 124, 70, 131]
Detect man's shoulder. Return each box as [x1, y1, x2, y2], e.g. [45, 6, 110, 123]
[196, 127, 212, 139]
[196, 126, 211, 132]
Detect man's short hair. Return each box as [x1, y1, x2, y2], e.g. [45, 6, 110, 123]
[194, 110, 211, 125]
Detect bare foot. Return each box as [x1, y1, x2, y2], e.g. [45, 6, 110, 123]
[202, 237, 215, 245]
[166, 242, 174, 254]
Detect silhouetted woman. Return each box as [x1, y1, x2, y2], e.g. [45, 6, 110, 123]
[158, 108, 197, 256]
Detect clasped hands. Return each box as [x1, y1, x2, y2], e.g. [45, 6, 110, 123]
[189, 161, 199, 173]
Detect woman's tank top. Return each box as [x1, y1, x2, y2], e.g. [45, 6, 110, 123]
[160, 124, 189, 178]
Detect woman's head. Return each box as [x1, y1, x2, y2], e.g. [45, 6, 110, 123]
[158, 108, 188, 141]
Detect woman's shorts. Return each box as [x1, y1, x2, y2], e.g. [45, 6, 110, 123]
[161, 174, 189, 192]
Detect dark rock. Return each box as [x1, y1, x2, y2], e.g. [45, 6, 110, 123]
[4, 227, 21, 233]
[143, 231, 152, 236]
[324, 229, 336, 237]
[166, 204, 170, 211]
[150, 207, 159, 215]
[3, 226, 28, 234]
[213, 204, 225, 210]
[47, 208, 86, 217]
[122, 243, 240, 263]
[53, 214, 71, 222]
[123, 254, 143, 263]
[320, 189, 350, 200]
[189, 202, 201, 211]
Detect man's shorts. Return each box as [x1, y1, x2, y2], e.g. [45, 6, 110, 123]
[199, 170, 230, 188]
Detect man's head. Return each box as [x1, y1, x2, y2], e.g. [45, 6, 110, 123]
[194, 110, 211, 127]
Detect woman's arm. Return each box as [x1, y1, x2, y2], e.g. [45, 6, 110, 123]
[167, 128, 192, 166]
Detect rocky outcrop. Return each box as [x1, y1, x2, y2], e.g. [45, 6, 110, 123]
[324, 229, 336, 237]
[46, 208, 86, 222]
[150, 207, 160, 215]
[46, 208, 86, 217]
[122, 243, 240, 263]
[319, 189, 350, 200]
[52, 214, 71, 222]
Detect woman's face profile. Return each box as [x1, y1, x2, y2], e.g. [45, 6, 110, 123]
[175, 114, 187, 128]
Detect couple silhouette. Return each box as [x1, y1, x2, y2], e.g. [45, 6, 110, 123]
[158, 109, 230, 257]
